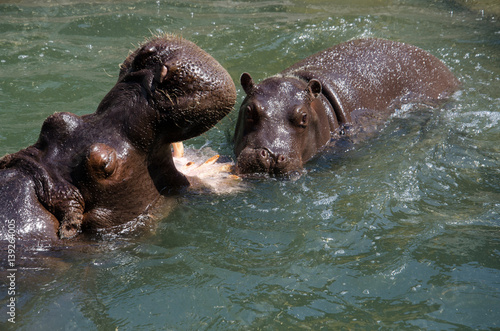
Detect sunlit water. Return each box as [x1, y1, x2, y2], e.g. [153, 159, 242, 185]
[1, 0, 499, 329]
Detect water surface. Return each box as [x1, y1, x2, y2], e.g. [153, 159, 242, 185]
[0, 0, 499, 329]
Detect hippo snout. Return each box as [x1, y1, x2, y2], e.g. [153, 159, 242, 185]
[236, 147, 297, 176]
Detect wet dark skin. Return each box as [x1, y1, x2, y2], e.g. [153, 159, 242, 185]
[0, 34, 236, 243]
[234, 38, 460, 176]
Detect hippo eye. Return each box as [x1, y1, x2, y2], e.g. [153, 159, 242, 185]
[245, 105, 258, 123]
[292, 109, 308, 128]
[300, 113, 308, 126]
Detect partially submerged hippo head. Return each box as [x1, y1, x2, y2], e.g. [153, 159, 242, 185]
[0, 34, 236, 241]
[233, 38, 460, 177]
[234, 73, 332, 176]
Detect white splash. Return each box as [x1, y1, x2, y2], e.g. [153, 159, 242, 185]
[173, 145, 245, 194]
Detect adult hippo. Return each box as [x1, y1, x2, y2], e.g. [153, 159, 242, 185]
[0, 34, 236, 243]
[234, 38, 460, 176]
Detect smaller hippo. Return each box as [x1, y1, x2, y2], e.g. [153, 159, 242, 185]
[0, 34, 236, 243]
[234, 38, 460, 176]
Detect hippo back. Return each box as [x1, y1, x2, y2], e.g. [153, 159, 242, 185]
[282, 38, 460, 125]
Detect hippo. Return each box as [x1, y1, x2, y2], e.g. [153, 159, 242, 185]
[234, 38, 460, 176]
[0, 34, 236, 243]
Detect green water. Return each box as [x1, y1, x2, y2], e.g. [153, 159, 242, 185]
[1, 0, 499, 329]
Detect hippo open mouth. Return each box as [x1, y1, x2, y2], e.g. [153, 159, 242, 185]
[0, 34, 236, 241]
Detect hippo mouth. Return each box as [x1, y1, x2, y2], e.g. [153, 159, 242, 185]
[235, 147, 302, 177]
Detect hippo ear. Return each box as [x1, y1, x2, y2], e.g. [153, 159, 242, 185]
[241, 73, 255, 95]
[87, 143, 118, 179]
[306, 79, 322, 99]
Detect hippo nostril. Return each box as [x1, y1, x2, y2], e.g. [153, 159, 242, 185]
[277, 154, 287, 164]
[259, 149, 269, 159]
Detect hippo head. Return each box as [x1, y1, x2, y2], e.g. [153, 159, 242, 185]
[233, 73, 331, 176]
[1, 34, 236, 240]
[114, 35, 236, 144]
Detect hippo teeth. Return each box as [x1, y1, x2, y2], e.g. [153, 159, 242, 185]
[160, 65, 168, 83]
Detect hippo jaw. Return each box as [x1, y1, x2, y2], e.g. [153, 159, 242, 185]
[234, 74, 330, 177]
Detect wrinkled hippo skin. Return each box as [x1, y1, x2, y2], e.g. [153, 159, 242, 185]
[0, 34, 236, 243]
[234, 38, 460, 176]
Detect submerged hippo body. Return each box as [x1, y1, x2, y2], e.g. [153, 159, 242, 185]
[234, 38, 460, 175]
[0, 34, 236, 243]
